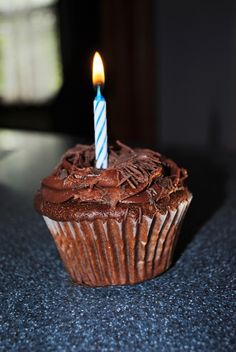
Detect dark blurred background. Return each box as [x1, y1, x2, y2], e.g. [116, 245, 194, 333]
[0, 0, 235, 150]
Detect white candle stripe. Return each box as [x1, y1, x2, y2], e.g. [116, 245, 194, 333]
[95, 104, 106, 128]
[94, 102, 105, 126]
[97, 150, 108, 168]
[96, 123, 107, 145]
[97, 134, 107, 161]
[96, 139, 107, 161]
[95, 114, 106, 139]
[95, 99, 100, 110]
[96, 137, 107, 168]
[101, 151, 108, 168]
[95, 103, 106, 124]
[94, 101, 104, 117]
[95, 119, 106, 145]
[100, 150, 108, 169]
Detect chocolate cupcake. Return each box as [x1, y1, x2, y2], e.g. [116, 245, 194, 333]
[35, 141, 192, 286]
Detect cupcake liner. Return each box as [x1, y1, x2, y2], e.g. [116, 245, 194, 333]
[44, 195, 192, 286]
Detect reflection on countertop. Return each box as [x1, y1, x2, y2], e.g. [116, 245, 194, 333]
[0, 129, 81, 196]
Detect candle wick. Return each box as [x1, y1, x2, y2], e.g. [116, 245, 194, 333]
[97, 85, 102, 97]
[96, 85, 105, 101]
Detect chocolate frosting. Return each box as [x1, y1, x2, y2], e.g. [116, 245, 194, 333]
[35, 141, 189, 221]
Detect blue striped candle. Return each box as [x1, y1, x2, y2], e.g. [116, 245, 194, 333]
[92, 52, 108, 169]
[94, 86, 108, 168]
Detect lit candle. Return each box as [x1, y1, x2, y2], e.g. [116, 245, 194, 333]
[92, 52, 108, 169]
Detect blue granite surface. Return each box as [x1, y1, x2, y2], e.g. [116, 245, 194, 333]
[0, 142, 236, 351]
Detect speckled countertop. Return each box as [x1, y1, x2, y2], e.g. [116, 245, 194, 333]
[0, 130, 235, 351]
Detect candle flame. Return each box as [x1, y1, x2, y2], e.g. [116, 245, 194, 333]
[92, 52, 105, 86]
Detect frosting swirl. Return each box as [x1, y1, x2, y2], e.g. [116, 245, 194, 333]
[39, 141, 188, 207]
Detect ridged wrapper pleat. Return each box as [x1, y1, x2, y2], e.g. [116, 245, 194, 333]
[44, 195, 192, 286]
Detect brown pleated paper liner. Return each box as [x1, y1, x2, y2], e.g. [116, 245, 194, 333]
[43, 195, 192, 286]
